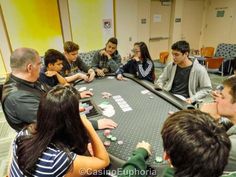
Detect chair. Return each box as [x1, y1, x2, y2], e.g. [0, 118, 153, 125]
[200, 47, 214, 58]
[205, 57, 224, 76]
[79, 50, 97, 67]
[155, 51, 169, 69]
[214, 43, 236, 75]
[159, 51, 169, 64]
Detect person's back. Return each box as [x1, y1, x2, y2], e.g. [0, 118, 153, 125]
[120, 110, 231, 177]
[10, 85, 110, 176]
[10, 128, 78, 176]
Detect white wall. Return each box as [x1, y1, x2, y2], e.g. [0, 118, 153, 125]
[137, 0, 150, 45]
[182, 0, 204, 50]
[200, 0, 236, 48]
[2, 0, 236, 73]
[115, 0, 139, 57]
[0, 5, 11, 73]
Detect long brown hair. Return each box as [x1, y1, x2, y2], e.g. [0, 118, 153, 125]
[16, 85, 89, 175]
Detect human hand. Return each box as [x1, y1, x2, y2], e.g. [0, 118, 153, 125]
[211, 90, 222, 100]
[136, 141, 152, 156]
[154, 84, 163, 91]
[75, 73, 88, 81]
[100, 50, 111, 59]
[87, 71, 95, 82]
[133, 56, 140, 62]
[98, 118, 118, 129]
[80, 90, 93, 98]
[81, 73, 89, 82]
[63, 83, 70, 86]
[45, 71, 57, 77]
[185, 98, 192, 104]
[117, 74, 124, 80]
[200, 102, 221, 120]
[96, 69, 105, 77]
[102, 68, 109, 73]
[99, 49, 106, 56]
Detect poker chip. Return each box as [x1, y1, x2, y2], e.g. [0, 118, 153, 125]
[103, 129, 111, 136]
[106, 135, 113, 139]
[117, 140, 123, 145]
[79, 107, 85, 112]
[111, 137, 117, 141]
[78, 87, 87, 92]
[101, 92, 112, 99]
[104, 141, 111, 147]
[155, 156, 163, 163]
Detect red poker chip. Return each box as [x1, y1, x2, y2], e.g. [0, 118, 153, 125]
[103, 129, 111, 136]
[104, 141, 111, 146]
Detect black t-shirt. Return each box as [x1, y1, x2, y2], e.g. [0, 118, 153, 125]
[170, 64, 192, 98]
[39, 67, 59, 87]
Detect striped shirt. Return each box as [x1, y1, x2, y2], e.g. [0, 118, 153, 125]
[10, 130, 77, 177]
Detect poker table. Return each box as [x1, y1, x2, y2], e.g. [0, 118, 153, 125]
[74, 74, 194, 169]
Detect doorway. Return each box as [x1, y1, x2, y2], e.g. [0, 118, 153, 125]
[149, 0, 172, 60]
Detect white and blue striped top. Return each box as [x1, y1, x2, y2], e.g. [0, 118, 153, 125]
[10, 130, 77, 177]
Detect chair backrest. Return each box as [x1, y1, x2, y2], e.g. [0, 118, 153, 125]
[200, 47, 214, 58]
[79, 50, 97, 67]
[214, 43, 233, 60]
[159, 51, 169, 64]
[205, 57, 224, 69]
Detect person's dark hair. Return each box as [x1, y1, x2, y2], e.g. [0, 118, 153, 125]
[107, 37, 118, 45]
[10, 48, 39, 70]
[161, 110, 231, 177]
[223, 76, 236, 103]
[16, 85, 89, 175]
[44, 49, 66, 67]
[171, 40, 190, 55]
[137, 42, 155, 81]
[64, 41, 79, 53]
[138, 42, 152, 62]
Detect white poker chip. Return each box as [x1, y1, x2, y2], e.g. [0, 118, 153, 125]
[78, 87, 87, 92]
[155, 156, 163, 163]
